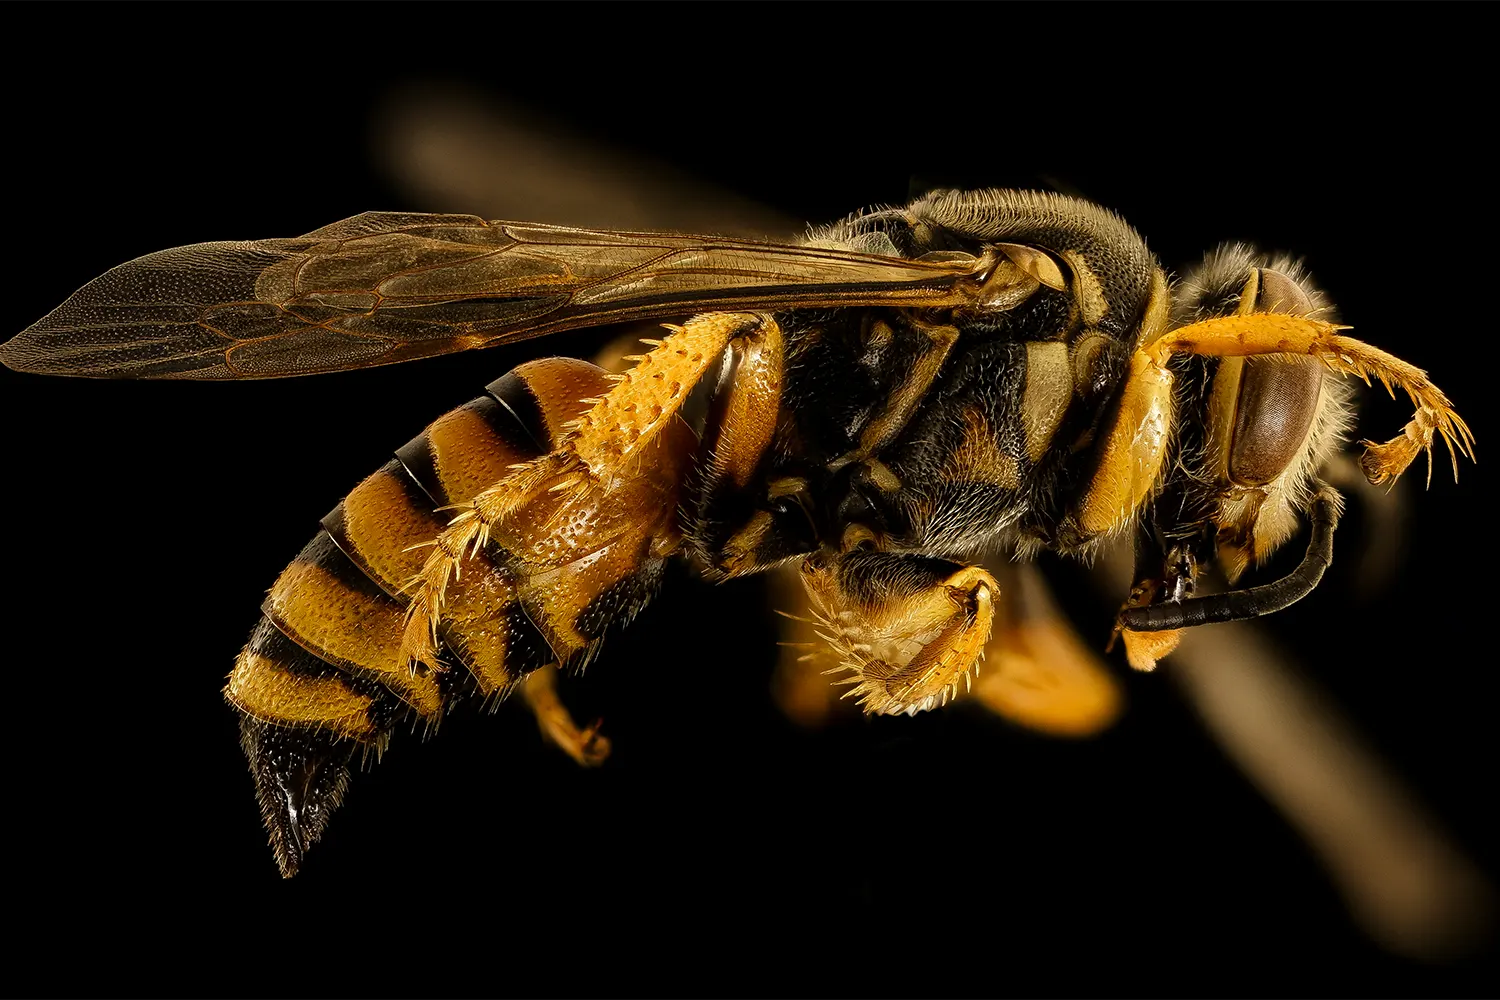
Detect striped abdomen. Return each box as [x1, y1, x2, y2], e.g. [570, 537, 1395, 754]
[225, 357, 684, 876]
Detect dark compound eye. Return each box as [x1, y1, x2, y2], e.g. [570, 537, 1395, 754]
[1227, 269, 1324, 487]
[1228, 355, 1324, 486]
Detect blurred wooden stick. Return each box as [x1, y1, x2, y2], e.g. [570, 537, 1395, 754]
[374, 83, 799, 237]
[1171, 623, 1492, 959]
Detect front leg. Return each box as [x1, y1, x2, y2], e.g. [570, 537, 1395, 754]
[1151, 312, 1473, 485]
[800, 549, 999, 716]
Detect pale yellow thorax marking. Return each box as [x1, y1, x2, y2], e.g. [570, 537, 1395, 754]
[1076, 350, 1174, 537]
[1069, 331, 1113, 404]
[1022, 341, 1073, 462]
[1073, 268, 1177, 537]
[1136, 268, 1173, 350]
[1059, 250, 1109, 328]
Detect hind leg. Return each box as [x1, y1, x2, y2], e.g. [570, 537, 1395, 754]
[403, 313, 784, 673]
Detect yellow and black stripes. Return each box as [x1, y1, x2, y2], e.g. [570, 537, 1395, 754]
[230, 356, 642, 876]
[227, 617, 395, 743]
[260, 532, 444, 718]
[321, 460, 444, 599]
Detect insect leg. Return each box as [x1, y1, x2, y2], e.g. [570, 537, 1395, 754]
[1069, 345, 1176, 539]
[968, 562, 1123, 736]
[800, 549, 999, 716]
[404, 313, 775, 670]
[1113, 260, 1336, 669]
[519, 665, 610, 767]
[683, 314, 806, 576]
[692, 309, 784, 499]
[1149, 313, 1473, 486]
[773, 560, 1120, 735]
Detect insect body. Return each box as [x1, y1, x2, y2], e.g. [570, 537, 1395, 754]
[2, 189, 1472, 876]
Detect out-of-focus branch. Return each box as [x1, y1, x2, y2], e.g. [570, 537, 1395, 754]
[1099, 540, 1491, 960]
[373, 83, 801, 238]
[1171, 622, 1492, 960]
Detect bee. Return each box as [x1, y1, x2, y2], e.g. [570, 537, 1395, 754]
[1, 188, 1473, 878]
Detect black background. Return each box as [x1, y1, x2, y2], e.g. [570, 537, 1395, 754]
[4, 9, 1495, 995]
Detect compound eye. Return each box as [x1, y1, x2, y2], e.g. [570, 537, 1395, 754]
[1227, 268, 1323, 486]
[1253, 267, 1312, 315]
[1229, 356, 1324, 485]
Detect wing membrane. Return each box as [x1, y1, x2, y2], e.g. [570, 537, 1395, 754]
[1, 212, 987, 379]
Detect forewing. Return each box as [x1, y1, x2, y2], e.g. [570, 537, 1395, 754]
[1, 212, 986, 379]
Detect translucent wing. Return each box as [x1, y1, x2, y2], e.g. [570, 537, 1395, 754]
[0, 212, 987, 379]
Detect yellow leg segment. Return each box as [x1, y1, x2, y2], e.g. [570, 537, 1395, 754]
[519, 665, 611, 767]
[970, 563, 1123, 736]
[801, 554, 999, 717]
[402, 313, 773, 670]
[1151, 314, 1474, 485]
[773, 559, 1120, 736]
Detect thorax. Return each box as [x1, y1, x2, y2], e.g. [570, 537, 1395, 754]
[770, 302, 1137, 559]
